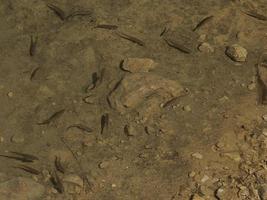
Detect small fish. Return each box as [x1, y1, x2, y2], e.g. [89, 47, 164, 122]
[55, 156, 65, 174]
[116, 31, 145, 46]
[95, 24, 118, 30]
[67, 124, 93, 133]
[106, 77, 124, 108]
[0, 155, 34, 163]
[37, 109, 65, 125]
[243, 10, 267, 21]
[47, 3, 65, 21]
[100, 113, 109, 134]
[14, 165, 40, 175]
[66, 10, 92, 20]
[164, 38, 191, 54]
[109, 77, 123, 96]
[30, 67, 40, 80]
[10, 152, 39, 161]
[29, 36, 38, 56]
[162, 97, 179, 108]
[50, 170, 64, 193]
[160, 27, 168, 37]
[86, 72, 99, 91]
[193, 15, 213, 31]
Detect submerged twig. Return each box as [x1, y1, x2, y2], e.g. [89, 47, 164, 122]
[47, 3, 66, 21]
[37, 109, 65, 125]
[14, 165, 40, 175]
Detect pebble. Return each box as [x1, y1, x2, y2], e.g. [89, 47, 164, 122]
[216, 142, 225, 149]
[183, 105, 192, 112]
[198, 42, 214, 53]
[198, 34, 207, 42]
[0, 137, 4, 143]
[247, 82, 256, 91]
[124, 124, 138, 136]
[99, 161, 109, 169]
[262, 115, 267, 121]
[191, 152, 203, 159]
[225, 44, 247, 62]
[82, 95, 95, 104]
[189, 171, 196, 178]
[7, 92, 13, 98]
[122, 58, 156, 73]
[11, 134, 24, 143]
[224, 152, 241, 162]
[215, 188, 225, 199]
[0, 177, 45, 200]
[201, 175, 210, 183]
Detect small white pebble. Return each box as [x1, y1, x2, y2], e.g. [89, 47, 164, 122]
[247, 83, 256, 91]
[191, 152, 203, 159]
[262, 115, 267, 121]
[183, 105, 192, 112]
[189, 171, 196, 178]
[201, 175, 210, 183]
[7, 92, 13, 98]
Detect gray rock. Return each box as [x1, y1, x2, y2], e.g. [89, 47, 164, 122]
[225, 44, 247, 62]
[0, 177, 45, 200]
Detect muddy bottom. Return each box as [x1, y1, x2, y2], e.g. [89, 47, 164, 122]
[0, 0, 267, 200]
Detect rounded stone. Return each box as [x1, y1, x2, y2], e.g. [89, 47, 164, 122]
[225, 44, 247, 62]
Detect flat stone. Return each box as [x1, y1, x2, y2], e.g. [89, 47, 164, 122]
[109, 73, 183, 117]
[11, 134, 24, 143]
[122, 58, 157, 73]
[225, 44, 247, 62]
[0, 177, 45, 200]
